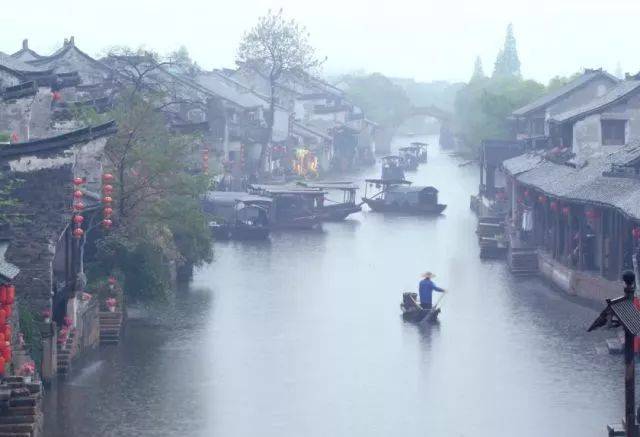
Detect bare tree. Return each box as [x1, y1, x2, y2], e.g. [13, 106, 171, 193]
[237, 9, 324, 173]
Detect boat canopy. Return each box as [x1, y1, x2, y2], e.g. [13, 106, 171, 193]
[297, 181, 359, 191]
[410, 142, 428, 146]
[205, 191, 272, 206]
[399, 145, 421, 152]
[388, 185, 438, 194]
[365, 178, 412, 185]
[249, 184, 327, 196]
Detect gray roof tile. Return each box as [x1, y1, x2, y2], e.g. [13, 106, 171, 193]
[551, 80, 640, 123]
[512, 71, 618, 116]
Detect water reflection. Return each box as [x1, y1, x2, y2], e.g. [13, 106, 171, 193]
[44, 136, 625, 437]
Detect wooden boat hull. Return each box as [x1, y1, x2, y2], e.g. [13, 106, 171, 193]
[320, 203, 362, 221]
[211, 224, 270, 240]
[400, 304, 440, 323]
[362, 198, 447, 215]
[270, 216, 322, 230]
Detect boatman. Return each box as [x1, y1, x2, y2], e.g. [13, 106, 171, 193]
[419, 272, 445, 310]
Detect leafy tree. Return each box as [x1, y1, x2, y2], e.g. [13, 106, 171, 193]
[493, 23, 521, 79]
[237, 9, 324, 172]
[342, 73, 412, 128]
[547, 72, 582, 92]
[454, 76, 544, 153]
[87, 49, 212, 299]
[471, 56, 486, 82]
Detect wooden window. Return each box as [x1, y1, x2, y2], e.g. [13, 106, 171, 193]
[532, 118, 545, 136]
[601, 120, 626, 145]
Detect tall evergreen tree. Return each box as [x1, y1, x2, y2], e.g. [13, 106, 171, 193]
[470, 56, 485, 82]
[493, 23, 521, 78]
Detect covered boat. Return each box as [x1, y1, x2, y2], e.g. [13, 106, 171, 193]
[362, 179, 446, 214]
[297, 181, 361, 221]
[400, 292, 440, 323]
[410, 141, 429, 163]
[381, 155, 406, 181]
[202, 192, 271, 240]
[248, 184, 324, 230]
[398, 146, 420, 171]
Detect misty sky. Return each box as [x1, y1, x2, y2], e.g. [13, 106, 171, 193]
[3, 0, 640, 84]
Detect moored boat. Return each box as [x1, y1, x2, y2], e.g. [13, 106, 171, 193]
[398, 146, 420, 171]
[248, 184, 324, 230]
[410, 141, 429, 163]
[297, 181, 362, 221]
[362, 179, 447, 215]
[202, 192, 271, 240]
[381, 155, 406, 181]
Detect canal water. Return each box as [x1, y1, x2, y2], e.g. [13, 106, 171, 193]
[44, 135, 624, 437]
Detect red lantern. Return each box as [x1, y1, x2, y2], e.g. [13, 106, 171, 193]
[10, 133, 18, 143]
[103, 207, 113, 217]
[3, 347, 12, 363]
[5, 305, 12, 319]
[102, 184, 113, 194]
[73, 202, 85, 211]
[73, 215, 84, 225]
[524, 189, 530, 197]
[0, 333, 6, 345]
[102, 219, 113, 228]
[0, 287, 5, 305]
[562, 206, 570, 216]
[102, 196, 113, 204]
[633, 227, 640, 240]
[0, 310, 6, 326]
[73, 177, 84, 186]
[4, 326, 11, 342]
[538, 195, 546, 204]
[102, 173, 114, 183]
[51, 91, 62, 101]
[0, 356, 6, 375]
[73, 228, 84, 239]
[550, 201, 558, 211]
[7, 286, 14, 305]
[73, 190, 83, 199]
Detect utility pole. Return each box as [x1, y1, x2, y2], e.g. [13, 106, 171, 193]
[588, 270, 640, 437]
[623, 270, 637, 437]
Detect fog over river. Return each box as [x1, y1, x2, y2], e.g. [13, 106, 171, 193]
[44, 135, 622, 437]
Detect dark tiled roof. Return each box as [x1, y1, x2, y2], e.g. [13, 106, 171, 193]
[512, 71, 618, 117]
[0, 121, 116, 159]
[551, 80, 640, 123]
[0, 52, 50, 74]
[503, 144, 640, 219]
[611, 298, 640, 335]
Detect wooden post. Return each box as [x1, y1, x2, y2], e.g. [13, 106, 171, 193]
[623, 270, 638, 437]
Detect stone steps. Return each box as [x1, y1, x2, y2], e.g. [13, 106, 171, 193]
[0, 378, 43, 437]
[99, 312, 123, 345]
[57, 328, 78, 376]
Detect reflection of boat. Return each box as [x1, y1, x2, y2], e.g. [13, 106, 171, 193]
[410, 142, 428, 163]
[398, 146, 420, 171]
[248, 184, 323, 230]
[362, 179, 447, 214]
[202, 192, 271, 240]
[381, 155, 406, 180]
[297, 181, 361, 221]
[400, 292, 440, 323]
